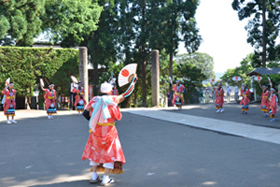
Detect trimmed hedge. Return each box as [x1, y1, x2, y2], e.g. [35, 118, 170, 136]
[0, 47, 79, 98]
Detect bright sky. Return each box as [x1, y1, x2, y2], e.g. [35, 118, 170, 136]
[178, 0, 255, 74]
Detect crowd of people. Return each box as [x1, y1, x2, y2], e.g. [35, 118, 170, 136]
[172, 80, 278, 122]
[1, 74, 278, 186]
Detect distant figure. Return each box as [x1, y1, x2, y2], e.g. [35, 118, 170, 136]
[211, 83, 224, 113]
[198, 88, 204, 104]
[70, 82, 77, 110]
[204, 88, 210, 104]
[234, 84, 239, 102]
[226, 86, 231, 102]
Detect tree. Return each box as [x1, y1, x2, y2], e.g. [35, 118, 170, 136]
[220, 53, 255, 86]
[161, 0, 202, 79]
[232, 0, 280, 67]
[176, 52, 215, 79]
[174, 62, 206, 104]
[0, 0, 45, 46]
[42, 0, 102, 46]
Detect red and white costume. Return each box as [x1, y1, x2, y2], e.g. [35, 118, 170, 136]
[172, 84, 185, 106]
[82, 96, 125, 174]
[240, 88, 251, 112]
[269, 93, 278, 118]
[43, 89, 57, 115]
[2, 88, 16, 117]
[260, 90, 270, 113]
[73, 87, 87, 112]
[215, 87, 224, 109]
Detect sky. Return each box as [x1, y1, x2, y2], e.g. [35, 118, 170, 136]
[178, 0, 255, 74]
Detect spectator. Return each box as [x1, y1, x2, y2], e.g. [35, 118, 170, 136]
[70, 82, 77, 110]
[198, 88, 204, 104]
[204, 88, 210, 104]
[227, 86, 231, 102]
[234, 84, 239, 103]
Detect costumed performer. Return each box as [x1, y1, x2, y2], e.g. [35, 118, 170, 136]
[258, 81, 270, 117]
[82, 76, 138, 186]
[171, 80, 186, 110]
[41, 84, 57, 119]
[236, 82, 251, 114]
[2, 83, 17, 124]
[73, 82, 87, 115]
[111, 82, 118, 96]
[211, 82, 224, 113]
[269, 88, 278, 122]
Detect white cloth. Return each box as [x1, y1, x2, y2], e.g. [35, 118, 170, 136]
[89, 161, 114, 169]
[70, 83, 76, 92]
[78, 100, 84, 105]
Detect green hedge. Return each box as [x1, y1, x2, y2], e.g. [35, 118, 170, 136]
[0, 47, 79, 98]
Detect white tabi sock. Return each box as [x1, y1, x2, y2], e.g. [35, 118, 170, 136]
[91, 172, 98, 180]
[102, 175, 109, 183]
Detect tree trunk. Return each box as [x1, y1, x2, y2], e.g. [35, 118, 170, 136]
[141, 58, 147, 107]
[262, 0, 266, 68]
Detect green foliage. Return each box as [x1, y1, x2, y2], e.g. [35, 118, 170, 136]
[232, 0, 280, 66]
[174, 62, 207, 104]
[0, 47, 79, 98]
[176, 52, 215, 79]
[0, 0, 46, 46]
[220, 53, 255, 86]
[42, 0, 102, 46]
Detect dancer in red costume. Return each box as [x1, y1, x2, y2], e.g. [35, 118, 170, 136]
[73, 82, 87, 115]
[2, 83, 17, 124]
[236, 82, 251, 114]
[171, 80, 186, 110]
[258, 81, 270, 117]
[41, 84, 57, 119]
[82, 76, 137, 186]
[269, 88, 278, 122]
[211, 82, 224, 113]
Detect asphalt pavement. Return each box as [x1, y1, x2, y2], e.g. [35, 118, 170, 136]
[166, 101, 280, 129]
[0, 110, 280, 187]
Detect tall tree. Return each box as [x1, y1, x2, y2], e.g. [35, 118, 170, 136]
[232, 0, 280, 67]
[0, 0, 46, 46]
[161, 0, 202, 79]
[176, 52, 215, 79]
[42, 0, 102, 46]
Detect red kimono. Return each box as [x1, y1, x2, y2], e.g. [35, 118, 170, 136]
[240, 89, 251, 111]
[82, 96, 125, 174]
[44, 89, 57, 114]
[269, 94, 278, 118]
[260, 90, 270, 112]
[73, 87, 87, 112]
[215, 88, 224, 109]
[172, 84, 185, 106]
[2, 89, 16, 116]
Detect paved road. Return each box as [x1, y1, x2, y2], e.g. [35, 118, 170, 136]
[167, 102, 280, 129]
[0, 112, 280, 187]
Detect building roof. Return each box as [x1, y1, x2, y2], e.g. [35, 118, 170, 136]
[246, 67, 280, 76]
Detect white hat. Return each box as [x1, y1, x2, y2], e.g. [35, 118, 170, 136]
[100, 82, 112, 93]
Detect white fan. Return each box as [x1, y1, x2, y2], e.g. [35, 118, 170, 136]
[71, 76, 78, 83]
[118, 63, 137, 87]
[5, 78, 10, 86]
[268, 77, 272, 86]
[256, 76, 262, 82]
[232, 76, 242, 81]
[40, 79, 44, 87]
